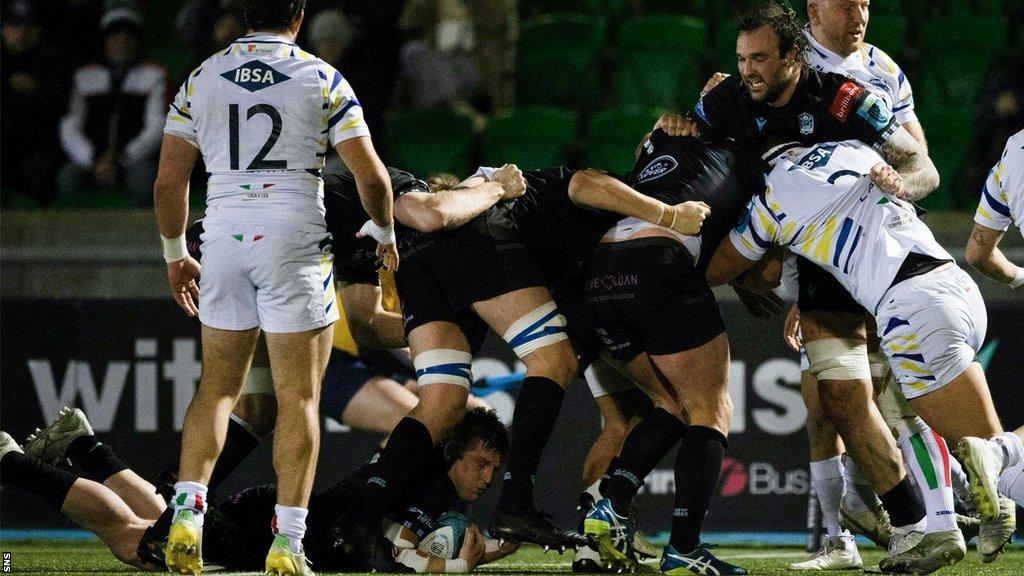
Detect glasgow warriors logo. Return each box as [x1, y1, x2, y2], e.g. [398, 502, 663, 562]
[221, 61, 290, 92]
[637, 155, 678, 183]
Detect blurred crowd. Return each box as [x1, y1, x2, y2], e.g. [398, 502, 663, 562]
[1, 0, 1022, 208]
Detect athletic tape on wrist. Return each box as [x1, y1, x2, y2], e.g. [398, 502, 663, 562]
[161, 234, 188, 263]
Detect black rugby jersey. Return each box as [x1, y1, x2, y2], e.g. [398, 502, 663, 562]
[691, 68, 898, 160]
[323, 167, 427, 284]
[626, 130, 762, 269]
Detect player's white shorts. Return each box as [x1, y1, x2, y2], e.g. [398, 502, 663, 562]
[198, 221, 339, 333]
[875, 266, 986, 400]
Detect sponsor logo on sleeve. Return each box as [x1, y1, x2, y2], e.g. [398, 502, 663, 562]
[828, 81, 864, 123]
[856, 92, 893, 131]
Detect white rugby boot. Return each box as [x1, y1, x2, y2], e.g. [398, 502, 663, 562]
[23, 407, 94, 465]
[788, 533, 863, 571]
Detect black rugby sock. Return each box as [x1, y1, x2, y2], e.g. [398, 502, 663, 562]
[363, 416, 433, 516]
[879, 475, 927, 528]
[604, 408, 687, 516]
[209, 416, 261, 490]
[1, 451, 78, 508]
[66, 435, 127, 484]
[497, 376, 565, 513]
[669, 426, 726, 553]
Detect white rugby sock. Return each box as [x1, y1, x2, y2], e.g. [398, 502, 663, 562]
[172, 481, 208, 527]
[274, 505, 309, 553]
[841, 458, 877, 513]
[811, 456, 845, 538]
[997, 458, 1024, 508]
[991, 431, 1024, 470]
[895, 418, 957, 533]
[948, 454, 973, 506]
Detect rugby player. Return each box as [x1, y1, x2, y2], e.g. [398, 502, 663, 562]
[153, 0, 398, 573]
[706, 136, 1008, 574]
[669, 2, 952, 567]
[4, 408, 520, 573]
[577, 119, 763, 575]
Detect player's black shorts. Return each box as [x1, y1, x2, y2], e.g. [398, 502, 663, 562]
[319, 349, 377, 417]
[396, 209, 544, 352]
[796, 255, 867, 314]
[585, 237, 724, 361]
[551, 272, 604, 368]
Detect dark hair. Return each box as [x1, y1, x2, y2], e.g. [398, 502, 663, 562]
[242, 0, 305, 32]
[442, 408, 510, 464]
[738, 1, 807, 64]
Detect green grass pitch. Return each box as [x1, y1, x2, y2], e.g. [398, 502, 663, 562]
[0, 540, 1020, 575]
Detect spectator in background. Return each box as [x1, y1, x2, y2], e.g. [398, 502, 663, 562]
[1, 0, 66, 206]
[58, 6, 166, 207]
[308, 8, 356, 176]
[964, 54, 1024, 208]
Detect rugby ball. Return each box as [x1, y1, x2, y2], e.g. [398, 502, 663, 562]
[418, 511, 469, 559]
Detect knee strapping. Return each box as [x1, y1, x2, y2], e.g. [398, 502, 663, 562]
[502, 301, 569, 358]
[805, 338, 871, 381]
[414, 349, 473, 388]
[867, 350, 890, 380]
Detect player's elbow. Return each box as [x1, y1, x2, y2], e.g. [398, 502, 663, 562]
[396, 197, 448, 233]
[567, 170, 600, 207]
[964, 240, 992, 271]
[152, 174, 183, 206]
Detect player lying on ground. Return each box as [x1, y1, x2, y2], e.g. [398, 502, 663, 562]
[706, 137, 1013, 574]
[4, 407, 519, 573]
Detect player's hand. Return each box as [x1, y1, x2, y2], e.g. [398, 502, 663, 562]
[459, 525, 486, 571]
[870, 162, 906, 198]
[668, 201, 711, 236]
[377, 242, 399, 271]
[783, 303, 801, 352]
[482, 537, 521, 564]
[493, 163, 527, 200]
[357, 219, 400, 271]
[655, 113, 699, 137]
[167, 256, 201, 317]
[701, 72, 730, 97]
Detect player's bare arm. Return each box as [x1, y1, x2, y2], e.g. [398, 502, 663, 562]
[876, 124, 940, 202]
[338, 136, 400, 270]
[395, 165, 525, 233]
[965, 222, 1022, 287]
[153, 133, 201, 317]
[705, 237, 761, 287]
[337, 282, 407, 349]
[567, 168, 710, 236]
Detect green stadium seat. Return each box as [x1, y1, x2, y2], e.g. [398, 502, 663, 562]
[915, 107, 973, 211]
[865, 14, 908, 57]
[385, 108, 475, 177]
[947, 0, 1005, 18]
[616, 15, 710, 108]
[482, 106, 577, 170]
[916, 51, 992, 108]
[517, 14, 606, 110]
[869, 0, 904, 16]
[519, 0, 626, 17]
[918, 16, 1007, 56]
[714, 21, 739, 71]
[586, 106, 663, 175]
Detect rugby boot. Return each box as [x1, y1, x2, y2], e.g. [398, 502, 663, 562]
[956, 437, 1003, 519]
[23, 406, 94, 465]
[137, 506, 173, 570]
[165, 509, 203, 575]
[977, 497, 1015, 563]
[839, 498, 893, 548]
[492, 507, 590, 551]
[788, 533, 863, 571]
[633, 529, 658, 560]
[572, 542, 618, 574]
[265, 534, 315, 576]
[878, 529, 965, 575]
[864, 520, 925, 573]
[0, 432, 23, 460]
[661, 544, 747, 576]
[583, 498, 635, 570]
[955, 513, 980, 544]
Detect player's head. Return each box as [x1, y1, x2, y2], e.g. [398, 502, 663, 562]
[808, 0, 869, 56]
[736, 1, 807, 105]
[242, 0, 305, 36]
[442, 408, 509, 502]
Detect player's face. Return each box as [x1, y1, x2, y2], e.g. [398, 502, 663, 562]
[810, 0, 869, 56]
[449, 441, 503, 502]
[736, 26, 800, 105]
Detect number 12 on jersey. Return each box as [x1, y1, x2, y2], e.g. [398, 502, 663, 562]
[228, 103, 287, 171]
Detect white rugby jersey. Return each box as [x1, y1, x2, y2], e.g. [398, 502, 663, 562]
[974, 129, 1024, 238]
[805, 31, 918, 126]
[730, 140, 951, 312]
[164, 34, 370, 222]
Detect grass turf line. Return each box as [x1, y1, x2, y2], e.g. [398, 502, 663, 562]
[0, 540, 1020, 575]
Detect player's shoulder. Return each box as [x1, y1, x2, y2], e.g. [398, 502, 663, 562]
[861, 43, 905, 81]
[703, 74, 745, 103]
[1005, 129, 1024, 158]
[388, 167, 429, 196]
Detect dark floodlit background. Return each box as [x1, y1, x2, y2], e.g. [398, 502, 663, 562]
[2, 0, 1022, 539]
